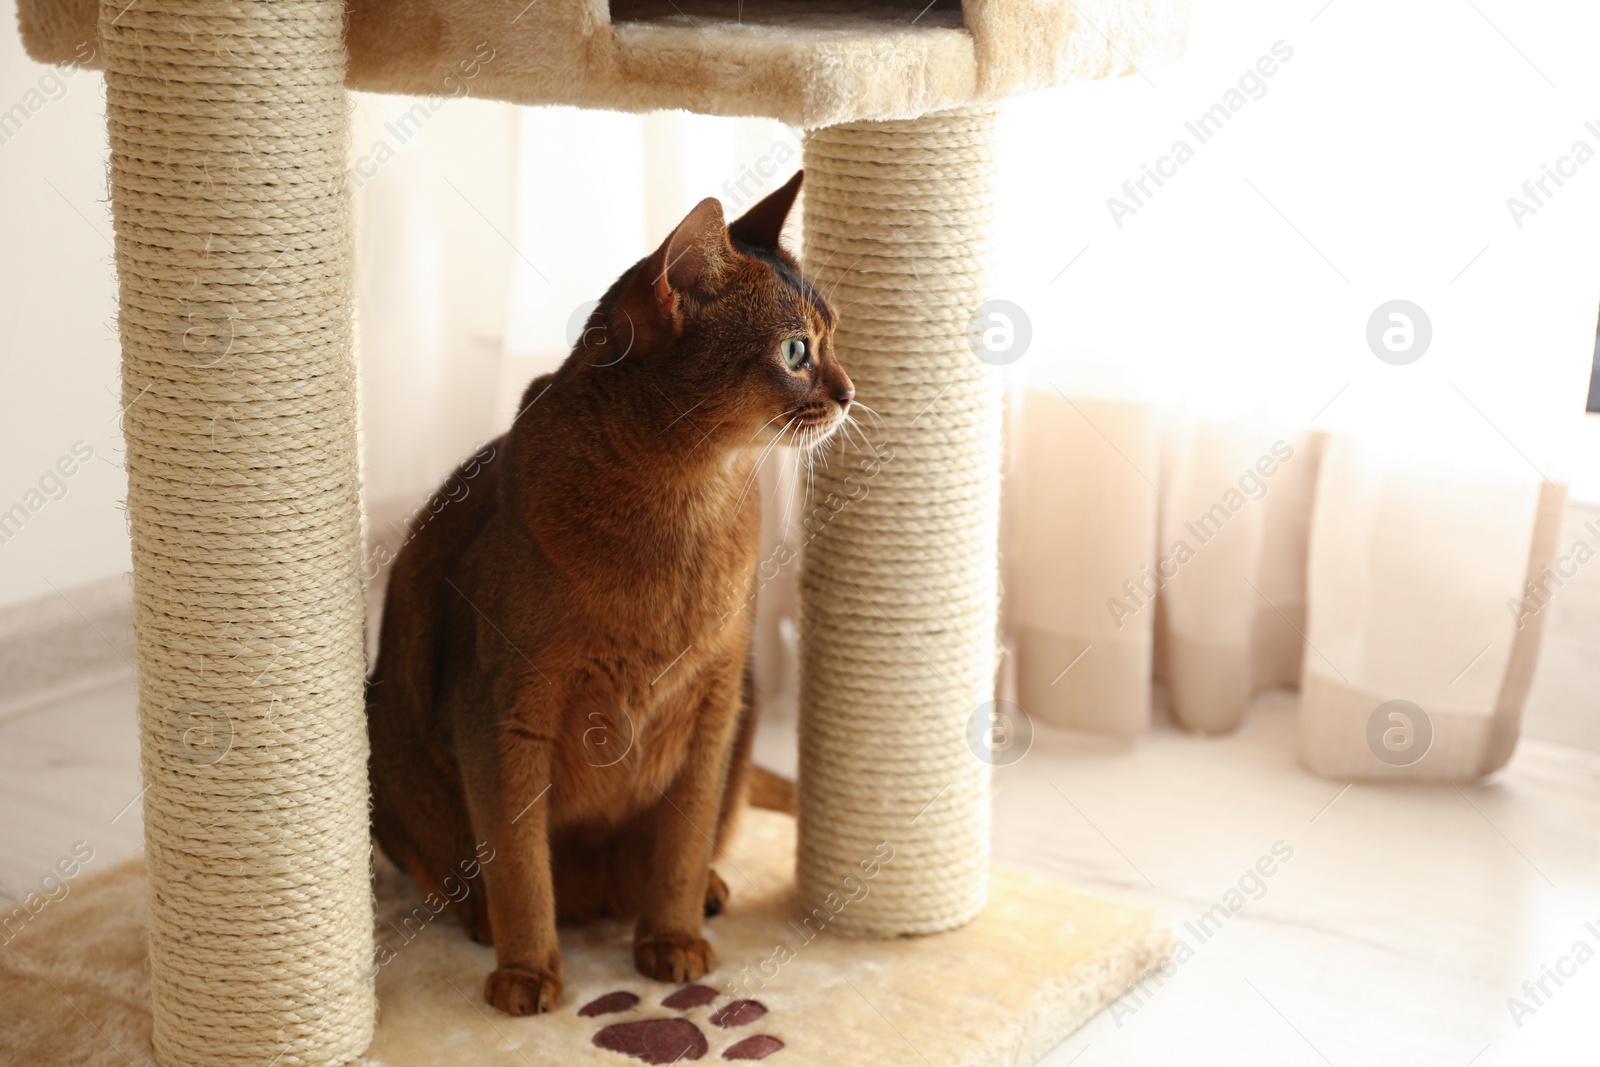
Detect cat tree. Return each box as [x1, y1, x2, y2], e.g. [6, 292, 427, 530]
[12, 1, 1184, 1064]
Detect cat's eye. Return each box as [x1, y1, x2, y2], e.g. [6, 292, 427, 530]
[781, 337, 809, 370]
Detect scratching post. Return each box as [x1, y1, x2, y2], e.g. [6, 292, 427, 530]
[103, 1, 373, 1064]
[798, 107, 1002, 935]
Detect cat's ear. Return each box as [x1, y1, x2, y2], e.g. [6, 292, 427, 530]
[727, 170, 802, 251]
[649, 197, 728, 320]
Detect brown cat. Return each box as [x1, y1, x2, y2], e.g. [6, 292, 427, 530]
[366, 172, 852, 1016]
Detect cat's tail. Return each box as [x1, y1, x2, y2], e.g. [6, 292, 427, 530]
[746, 765, 795, 814]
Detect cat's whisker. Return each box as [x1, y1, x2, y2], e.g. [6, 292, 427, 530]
[738, 421, 788, 502]
[794, 451, 807, 507]
[798, 426, 818, 506]
[774, 447, 801, 543]
[850, 413, 878, 454]
[765, 447, 789, 506]
[747, 406, 799, 445]
[844, 414, 883, 449]
[820, 251, 867, 308]
[847, 400, 883, 426]
[734, 414, 800, 514]
[838, 414, 868, 455]
[814, 424, 833, 470]
[732, 406, 802, 511]
[742, 422, 791, 501]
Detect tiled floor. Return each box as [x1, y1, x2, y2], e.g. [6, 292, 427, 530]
[4, 670, 1596, 1065]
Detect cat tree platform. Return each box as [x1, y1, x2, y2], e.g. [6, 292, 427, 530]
[1, 810, 1168, 1066]
[18, 0, 1184, 127]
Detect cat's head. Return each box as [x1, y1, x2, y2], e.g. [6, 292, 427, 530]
[590, 171, 853, 455]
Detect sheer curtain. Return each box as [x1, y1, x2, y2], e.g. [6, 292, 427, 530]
[992, 1, 1595, 775]
[351, 90, 517, 510]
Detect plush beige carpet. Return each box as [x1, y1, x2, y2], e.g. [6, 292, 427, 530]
[0, 810, 1167, 1066]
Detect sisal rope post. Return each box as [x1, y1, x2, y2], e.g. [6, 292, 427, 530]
[102, 2, 375, 1063]
[797, 106, 1002, 935]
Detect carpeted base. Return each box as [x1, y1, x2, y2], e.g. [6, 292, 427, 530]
[1, 811, 1167, 1066]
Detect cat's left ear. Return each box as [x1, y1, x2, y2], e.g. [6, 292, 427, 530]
[728, 170, 803, 251]
[650, 197, 729, 321]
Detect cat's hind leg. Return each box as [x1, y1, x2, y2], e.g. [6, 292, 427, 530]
[703, 868, 729, 917]
[371, 740, 490, 942]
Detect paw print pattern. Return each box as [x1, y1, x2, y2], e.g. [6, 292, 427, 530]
[593, 1018, 707, 1063]
[723, 1036, 784, 1060]
[662, 985, 718, 1011]
[708, 1000, 766, 1029]
[583, 984, 784, 1062]
[581, 992, 642, 1016]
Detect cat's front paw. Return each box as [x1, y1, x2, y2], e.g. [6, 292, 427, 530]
[634, 934, 716, 983]
[485, 966, 563, 1016]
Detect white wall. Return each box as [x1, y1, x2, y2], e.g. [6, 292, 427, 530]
[0, 19, 521, 609]
[0, 24, 128, 609]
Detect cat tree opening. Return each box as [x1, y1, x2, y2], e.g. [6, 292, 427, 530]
[609, 0, 965, 34]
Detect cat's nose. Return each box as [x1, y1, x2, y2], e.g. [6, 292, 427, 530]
[833, 386, 855, 410]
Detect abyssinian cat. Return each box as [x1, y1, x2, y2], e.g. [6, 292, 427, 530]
[367, 172, 853, 1016]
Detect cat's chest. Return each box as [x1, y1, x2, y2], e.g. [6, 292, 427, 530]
[548, 654, 730, 825]
[533, 497, 757, 824]
[580, 520, 757, 651]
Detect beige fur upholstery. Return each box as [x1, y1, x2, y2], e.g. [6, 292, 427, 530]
[1, 810, 1170, 1066]
[16, 0, 1186, 126]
